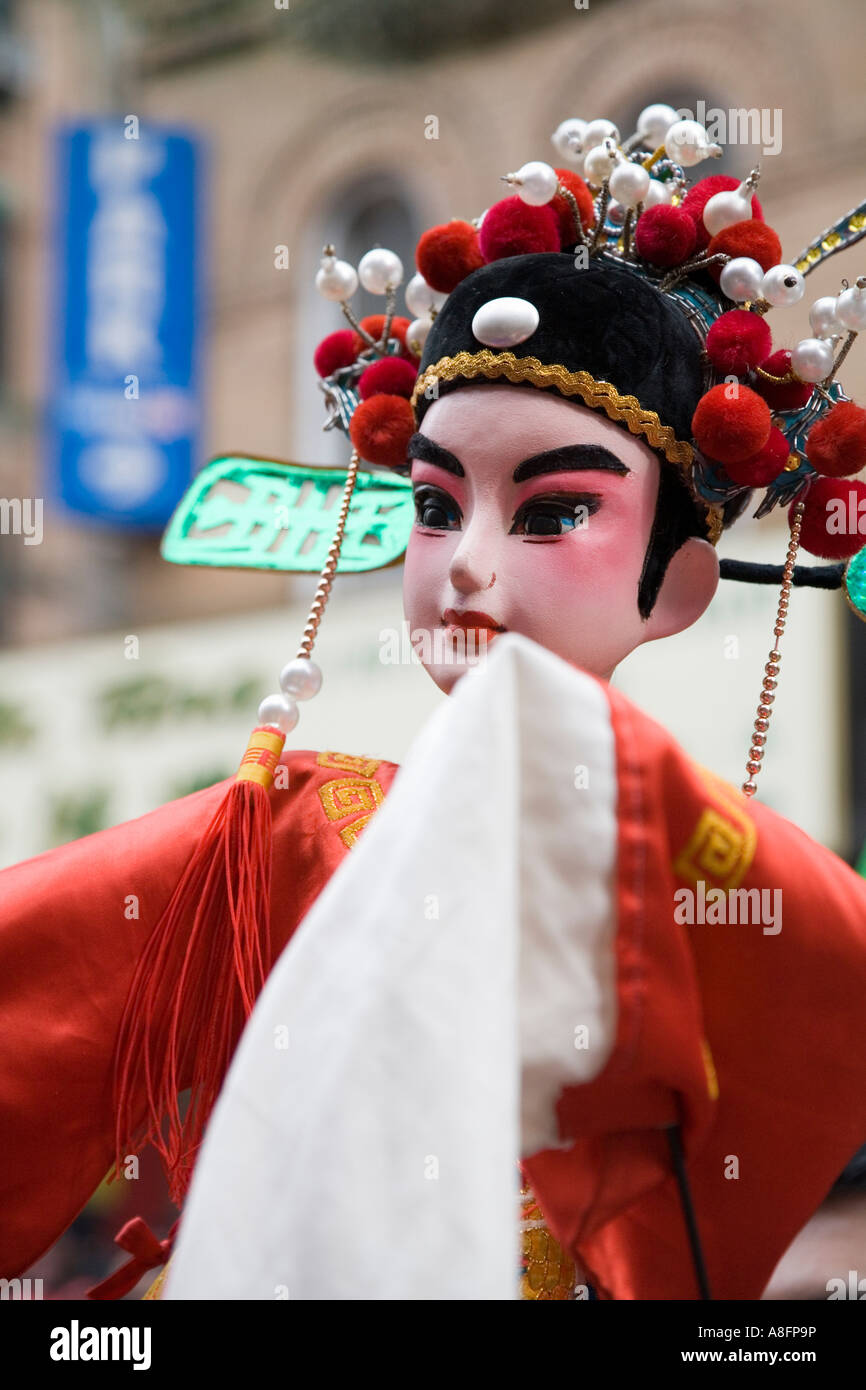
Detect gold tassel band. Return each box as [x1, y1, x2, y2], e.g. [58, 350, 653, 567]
[237, 726, 287, 789]
[410, 350, 695, 469]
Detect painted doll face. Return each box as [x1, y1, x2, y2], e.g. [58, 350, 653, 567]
[402, 383, 718, 694]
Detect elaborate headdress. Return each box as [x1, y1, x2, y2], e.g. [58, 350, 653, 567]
[117, 103, 866, 1200]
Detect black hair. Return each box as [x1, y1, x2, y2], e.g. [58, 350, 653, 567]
[638, 462, 752, 618]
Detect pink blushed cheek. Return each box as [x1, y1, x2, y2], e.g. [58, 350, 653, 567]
[403, 530, 447, 627]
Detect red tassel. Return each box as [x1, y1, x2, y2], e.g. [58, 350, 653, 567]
[87, 1217, 179, 1301]
[112, 727, 284, 1205]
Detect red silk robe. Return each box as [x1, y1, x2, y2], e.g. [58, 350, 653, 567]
[0, 749, 399, 1280]
[2, 690, 866, 1299]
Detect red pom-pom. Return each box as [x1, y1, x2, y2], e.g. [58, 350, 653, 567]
[706, 220, 782, 282]
[416, 221, 484, 293]
[805, 401, 866, 478]
[478, 196, 560, 261]
[705, 309, 772, 375]
[314, 329, 363, 378]
[692, 382, 772, 464]
[795, 477, 866, 559]
[358, 314, 418, 363]
[349, 395, 416, 469]
[681, 176, 764, 251]
[724, 426, 791, 486]
[751, 349, 813, 412]
[358, 356, 418, 401]
[550, 170, 595, 247]
[634, 205, 697, 267]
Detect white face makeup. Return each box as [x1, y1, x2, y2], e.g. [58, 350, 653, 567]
[402, 383, 718, 694]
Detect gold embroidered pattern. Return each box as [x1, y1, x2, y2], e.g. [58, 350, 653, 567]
[411, 350, 694, 468]
[673, 763, 757, 891]
[519, 1182, 582, 1300]
[316, 750, 387, 850]
[318, 775, 384, 823]
[316, 751, 382, 778]
[339, 814, 374, 849]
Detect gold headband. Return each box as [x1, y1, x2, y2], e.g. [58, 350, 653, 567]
[410, 348, 723, 545]
[411, 350, 693, 466]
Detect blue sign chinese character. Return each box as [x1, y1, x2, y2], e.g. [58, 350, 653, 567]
[49, 122, 203, 527]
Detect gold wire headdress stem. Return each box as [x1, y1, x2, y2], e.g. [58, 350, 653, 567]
[380, 286, 398, 352]
[642, 144, 667, 171]
[590, 183, 612, 253]
[658, 252, 730, 294]
[829, 329, 858, 382]
[742, 501, 805, 798]
[621, 208, 634, 259]
[340, 300, 379, 349]
[556, 182, 587, 246]
[295, 448, 361, 660]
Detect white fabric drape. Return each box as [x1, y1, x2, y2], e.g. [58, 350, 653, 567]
[165, 633, 619, 1300]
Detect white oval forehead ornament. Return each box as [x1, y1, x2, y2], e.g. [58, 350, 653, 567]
[471, 296, 539, 348]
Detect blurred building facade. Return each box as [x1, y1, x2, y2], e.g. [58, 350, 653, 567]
[1, 0, 865, 860]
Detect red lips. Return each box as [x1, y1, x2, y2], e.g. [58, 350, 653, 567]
[441, 608, 507, 632]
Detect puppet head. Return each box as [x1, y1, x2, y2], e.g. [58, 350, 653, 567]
[402, 252, 722, 689]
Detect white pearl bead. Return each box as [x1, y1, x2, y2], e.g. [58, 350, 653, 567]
[606, 199, 627, 226]
[703, 186, 752, 238]
[790, 337, 835, 383]
[405, 272, 447, 319]
[257, 693, 299, 734]
[582, 119, 620, 151]
[759, 264, 805, 308]
[406, 317, 433, 356]
[471, 296, 539, 348]
[608, 160, 650, 209]
[664, 120, 722, 167]
[642, 178, 672, 208]
[809, 296, 841, 337]
[583, 143, 616, 184]
[550, 118, 587, 163]
[358, 248, 404, 295]
[315, 259, 358, 302]
[719, 256, 765, 303]
[636, 104, 681, 147]
[279, 658, 323, 701]
[835, 285, 866, 332]
[510, 160, 559, 207]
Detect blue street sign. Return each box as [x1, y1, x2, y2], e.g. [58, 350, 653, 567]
[49, 122, 204, 527]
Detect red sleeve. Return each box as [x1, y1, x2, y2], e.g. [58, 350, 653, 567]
[0, 747, 398, 1276]
[523, 684, 866, 1300]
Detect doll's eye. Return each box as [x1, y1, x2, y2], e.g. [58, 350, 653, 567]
[511, 495, 600, 537]
[413, 486, 461, 530]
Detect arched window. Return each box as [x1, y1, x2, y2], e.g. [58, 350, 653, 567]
[293, 171, 421, 468]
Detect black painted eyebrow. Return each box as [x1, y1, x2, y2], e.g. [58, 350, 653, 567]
[512, 445, 630, 482]
[407, 433, 464, 477]
[407, 434, 629, 483]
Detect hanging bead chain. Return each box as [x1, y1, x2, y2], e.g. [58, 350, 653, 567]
[742, 501, 804, 798]
[255, 448, 362, 738]
[296, 447, 361, 661]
